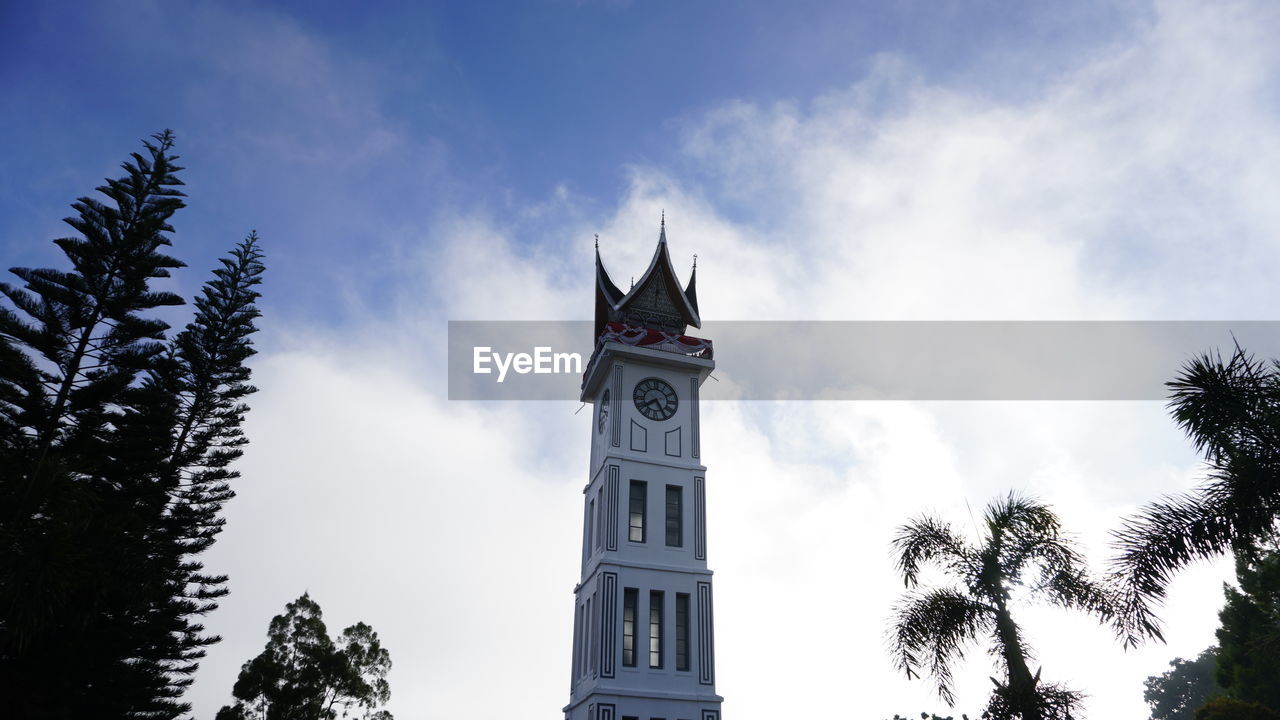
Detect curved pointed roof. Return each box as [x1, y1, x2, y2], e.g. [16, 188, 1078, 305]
[683, 259, 698, 315]
[594, 220, 700, 338]
[594, 246, 625, 338]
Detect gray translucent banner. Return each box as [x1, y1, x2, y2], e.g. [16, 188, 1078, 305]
[447, 321, 1280, 401]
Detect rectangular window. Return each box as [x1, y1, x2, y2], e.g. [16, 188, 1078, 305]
[675, 593, 690, 671]
[587, 596, 595, 674]
[582, 499, 592, 566]
[649, 590, 664, 668]
[587, 498, 595, 553]
[573, 604, 582, 678]
[665, 485, 682, 547]
[629, 480, 647, 542]
[623, 588, 637, 667]
[596, 489, 605, 550]
[579, 602, 588, 676]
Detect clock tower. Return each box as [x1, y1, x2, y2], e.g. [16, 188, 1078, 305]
[565, 220, 723, 720]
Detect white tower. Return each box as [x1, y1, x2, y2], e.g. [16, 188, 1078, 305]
[565, 221, 722, 720]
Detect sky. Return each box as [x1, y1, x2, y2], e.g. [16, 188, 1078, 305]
[4, 0, 1280, 718]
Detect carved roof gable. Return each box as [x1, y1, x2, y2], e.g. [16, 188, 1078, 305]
[593, 220, 700, 338]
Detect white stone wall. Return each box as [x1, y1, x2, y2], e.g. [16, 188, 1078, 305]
[567, 344, 723, 720]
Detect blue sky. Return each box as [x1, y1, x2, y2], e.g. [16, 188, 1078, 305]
[2, 0, 1154, 326]
[5, 1, 1280, 718]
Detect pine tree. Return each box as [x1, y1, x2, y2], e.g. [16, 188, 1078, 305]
[0, 132, 265, 718]
[1215, 550, 1280, 711]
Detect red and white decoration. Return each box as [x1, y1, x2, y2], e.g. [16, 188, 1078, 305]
[596, 321, 713, 359]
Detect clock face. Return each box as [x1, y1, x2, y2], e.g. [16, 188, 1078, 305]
[633, 377, 678, 421]
[598, 389, 610, 434]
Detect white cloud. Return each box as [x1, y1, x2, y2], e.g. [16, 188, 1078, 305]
[193, 1, 1279, 718]
[201, 349, 588, 718]
[679, 0, 1280, 321]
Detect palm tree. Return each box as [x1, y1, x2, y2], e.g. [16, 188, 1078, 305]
[1111, 346, 1280, 648]
[890, 493, 1113, 720]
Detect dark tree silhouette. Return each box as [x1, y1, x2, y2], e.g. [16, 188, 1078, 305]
[0, 131, 265, 718]
[1143, 647, 1222, 720]
[1215, 549, 1280, 711]
[1111, 347, 1280, 648]
[217, 593, 393, 720]
[890, 493, 1113, 720]
[1193, 697, 1280, 720]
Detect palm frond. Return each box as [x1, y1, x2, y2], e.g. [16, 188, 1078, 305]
[984, 493, 1058, 534]
[889, 587, 992, 706]
[1167, 346, 1280, 464]
[893, 515, 970, 588]
[1005, 518, 1116, 619]
[988, 494, 1066, 583]
[1037, 564, 1116, 622]
[1108, 345, 1280, 648]
[986, 681, 1084, 720]
[1108, 487, 1234, 646]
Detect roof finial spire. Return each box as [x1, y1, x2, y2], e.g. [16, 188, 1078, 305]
[692, 253, 697, 270]
[658, 210, 667, 244]
[594, 233, 599, 250]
